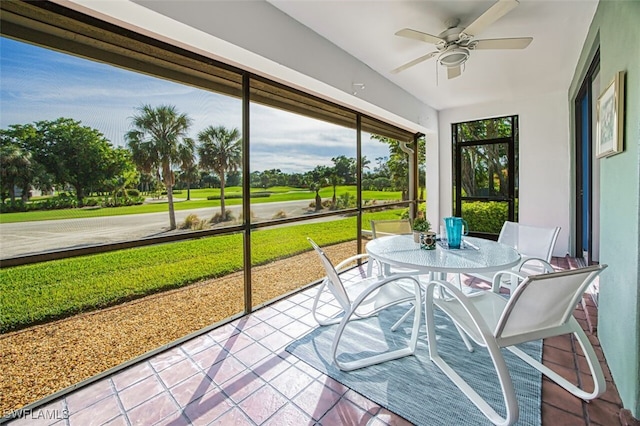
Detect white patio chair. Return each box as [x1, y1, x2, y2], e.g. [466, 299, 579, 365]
[469, 221, 561, 294]
[369, 219, 418, 277]
[425, 264, 607, 426]
[307, 237, 423, 371]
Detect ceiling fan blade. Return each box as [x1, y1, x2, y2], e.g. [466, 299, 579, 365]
[462, 0, 519, 38]
[391, 51, 439, 74]
[395, 28, 444, 45]
[447, 65, 462, 79]
[474, 37, 532, 49]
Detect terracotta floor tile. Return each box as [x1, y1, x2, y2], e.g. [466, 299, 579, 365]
[586, 398, 623, 426]
[318, 375, 349, 396]
[237, 385, 288, 424]
[125, 392, 178, 425]
[542, 379, 584, 415]
[118, 375, 165, 411]
[280, 320, 314, 339]
[244, 321, 277, 341]
[259, 329, 293, 352]
[545, 335, 574, 352]
[169, 371, 217, 407]
[262, 402, 314, 426]
[190, 343, 229, 370]
[9, 400, 67, 426]
[67, 395, 121, 426]
[251, 353, 293, 381]
[371, 408, 414, 426]
[181, 334, 216, 356]
[205, 355, 248, 385]
[221, 371, 265, 404]
[65, 379, 114, 413]
[319, 398, 374, 426]
[149, 347, 187, 372]
[158, 357, 199, 388]
[343, 389, 382, 413]
[233, 342, 273, 368]
[102, 415, 127, 426]
[183, 390, 233, 426]
[219, 332, 255, 353]
[269, 365, 315, 399]
[543, 345, 577, 368]
[111, 362, 154, 391]
[264, 312, 295, 329]
[292, 380, 342, 421]
[206, 322, 240, 342]
[541, 403, 586, 426]
[208, 407, 253, 425]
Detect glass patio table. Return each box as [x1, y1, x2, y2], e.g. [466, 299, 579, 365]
[366, 234, 521, 280]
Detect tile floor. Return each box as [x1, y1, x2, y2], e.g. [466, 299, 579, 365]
[6, 258, 634, 426]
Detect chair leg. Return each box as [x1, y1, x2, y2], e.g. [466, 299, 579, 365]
[331, 281, 423, 372]
[391, 305, 415, 331]
[507, 323, 605, 401]
[425, 281, 519, 426]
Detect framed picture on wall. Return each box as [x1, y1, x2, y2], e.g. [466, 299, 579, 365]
[596, 70, 625, 158]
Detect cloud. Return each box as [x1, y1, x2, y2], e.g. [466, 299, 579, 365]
[0, 36, 391, 174]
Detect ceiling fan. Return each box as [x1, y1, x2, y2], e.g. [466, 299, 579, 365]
[391, 0, 533, 79]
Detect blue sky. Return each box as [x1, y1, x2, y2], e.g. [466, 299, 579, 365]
[0, 37, 387, 173]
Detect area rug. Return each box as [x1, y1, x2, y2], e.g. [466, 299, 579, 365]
[285, 306, 542, 425]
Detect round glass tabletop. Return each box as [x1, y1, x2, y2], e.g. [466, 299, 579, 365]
[366, 234, 521, 274]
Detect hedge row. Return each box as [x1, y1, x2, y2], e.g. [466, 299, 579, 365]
[207, 193, 271, 200]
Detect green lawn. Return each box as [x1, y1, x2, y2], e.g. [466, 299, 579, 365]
[0, 209, 405, 333]
[0, 186, 407, 223]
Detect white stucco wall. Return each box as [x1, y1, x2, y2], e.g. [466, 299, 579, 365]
[437, 91, 571, 257]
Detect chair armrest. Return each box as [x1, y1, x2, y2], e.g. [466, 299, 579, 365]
[334, 253, 369, 273]
[491, 270, 528, 294]
[517, 257, 555, 274]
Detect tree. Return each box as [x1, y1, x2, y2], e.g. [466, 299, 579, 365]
[103, 148, 139, 204]
[331, 155, 356, 185]
[7, 118, 124, 206]
[328, 170, 343, 207]
[126, 105, 193, 230]
[305, 165, 330, 211]
[371, 135, 425, 199]
[177, 138, 196, 200]
[0, 143, 32, 203]
[197, 125, 242, 218]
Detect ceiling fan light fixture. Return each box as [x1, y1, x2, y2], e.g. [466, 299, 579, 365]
[438, 47, 470, 67]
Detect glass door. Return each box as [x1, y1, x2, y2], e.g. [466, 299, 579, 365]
[452, 116, 518, 239]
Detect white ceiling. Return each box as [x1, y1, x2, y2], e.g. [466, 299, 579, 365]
[267, 0, 598, 110]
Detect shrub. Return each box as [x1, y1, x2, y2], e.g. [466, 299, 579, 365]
[210, 210, 235, 224]
[335, 192, 356, 209]
[272, 210, 287, 219]
[461, 201, 508, 234]
[400, 202, 426, 220]
[126, 189, 140, 197]
[181, 213, 207, 230]
[239, 210, 256, 221]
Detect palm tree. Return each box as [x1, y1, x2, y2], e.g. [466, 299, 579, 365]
[126, 105, 192, 230]
[0, 144, 32, 203]
[197, 126, 242, 219]
[178, 138, 196, 201]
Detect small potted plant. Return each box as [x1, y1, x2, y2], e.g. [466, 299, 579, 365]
[412, 215, 431, 243]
